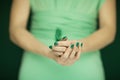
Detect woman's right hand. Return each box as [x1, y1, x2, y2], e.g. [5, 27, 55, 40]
[48, 36, 68, 65]
[49, 36, 82, 66]
[49, 36, 68, 57]
[49, 43, 81, 66]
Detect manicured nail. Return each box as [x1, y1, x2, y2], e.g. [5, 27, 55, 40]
[80, 43, 83, 47]
[62, 36, 67, 39]
[54, 42, 58, 46]
[76, 42, 79, 47]
[49, 45, 52, 49]
[70, 44, 74, 49]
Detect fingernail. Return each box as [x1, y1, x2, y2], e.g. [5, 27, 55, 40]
[54, 42, 58, 46]
[70, 44, 74, 49]
[76, 42, 79, 47]
[62, 36, 67, 39]
[80, 43, 83, 47]
[49, 45, 52, 49]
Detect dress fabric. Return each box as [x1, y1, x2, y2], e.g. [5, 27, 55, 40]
[19, 0, 105, 80]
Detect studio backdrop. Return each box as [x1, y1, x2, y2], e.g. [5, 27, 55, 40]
[0, 0, 120, 80]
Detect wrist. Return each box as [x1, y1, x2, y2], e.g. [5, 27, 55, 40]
[44, 47, 56, 60]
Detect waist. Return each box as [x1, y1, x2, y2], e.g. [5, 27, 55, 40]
[31, 11, 97, 32]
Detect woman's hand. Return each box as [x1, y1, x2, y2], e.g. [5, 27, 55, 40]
[49, 36, 68, 56]
[49, 38, 83, 66]
[56, 40, 82, 66]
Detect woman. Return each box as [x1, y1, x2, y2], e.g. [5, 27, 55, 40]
[9, 0, 116, 80]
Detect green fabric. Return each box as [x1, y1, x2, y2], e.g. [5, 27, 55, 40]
[19, 0, 105, 80]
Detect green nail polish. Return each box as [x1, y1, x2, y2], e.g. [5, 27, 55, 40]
[54, 42, 58, 46]
[55, 28, 62, 41]
[76, 42, 79, 47]
[62, 36, 67, 39]
[49, 45, 52, 49]
[80, 43, 83, 47]
[70, 44, 74, 49]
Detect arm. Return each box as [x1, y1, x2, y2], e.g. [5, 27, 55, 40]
[9, 0, 53, 59]
[54, 0, 116, 53]
[79, 0, 116, 53]
[44, 0, 116, 65]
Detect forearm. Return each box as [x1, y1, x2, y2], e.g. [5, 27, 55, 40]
[79, 26, 116, 53]
[10, 28, 52, 58]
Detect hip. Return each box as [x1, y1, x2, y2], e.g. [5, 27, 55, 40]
[18, 50, 105, 80]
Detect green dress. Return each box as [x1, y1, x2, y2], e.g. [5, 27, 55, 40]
[19, 0, 105, 80]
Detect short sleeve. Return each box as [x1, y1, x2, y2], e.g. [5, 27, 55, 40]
[29, 0, 34, 11]
[29, 0, 38, 13]
[98, 0, 106, 10]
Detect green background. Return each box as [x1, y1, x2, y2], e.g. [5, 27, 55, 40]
[0, 0, 120, 80]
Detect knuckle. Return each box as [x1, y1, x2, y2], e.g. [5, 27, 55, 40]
[58, 52, 63, 55]
[62, 55, 67, 59]
[76, 57, 80, 60]
[69, 56, 73, 59]
[63, 47, 66, 51]
[55, 52, 61, 56]
[74, 47, 78, 52]
[53, 46, 57, 51]
[54, 52, 58, 55]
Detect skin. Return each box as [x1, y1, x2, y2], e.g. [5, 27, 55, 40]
[9, 0, 116, 66]
[49, 0, 116, 65]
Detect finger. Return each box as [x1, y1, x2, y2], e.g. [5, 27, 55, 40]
[52, 46, 66, 52]
[60, 44, 74, 61]
[54, 41, 71, 47]
[69, 50, 76, 59]
[53, 51, 64, 56]
[60, 36, 68, 41]
[75, 46, 81, 60]
[69, 42, 79, 59]
[51, 36, 68, 51]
